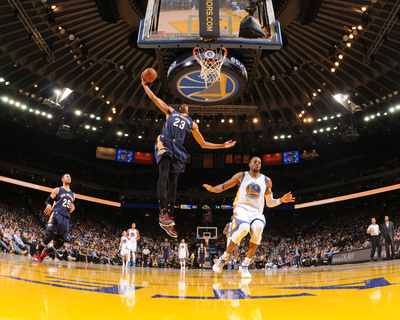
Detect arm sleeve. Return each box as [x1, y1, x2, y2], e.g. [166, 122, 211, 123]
[265, 193, 281, 208]
[45, 195, 54, 207]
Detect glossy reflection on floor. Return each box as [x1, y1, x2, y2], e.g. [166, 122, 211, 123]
[0, 253, 399, 319]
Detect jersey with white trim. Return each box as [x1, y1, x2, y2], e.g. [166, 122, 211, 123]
[128, 229, 138, 242]
[52, 187, 75, 218]
[233, 171, 268, 213]
[160, 110, 192, 142]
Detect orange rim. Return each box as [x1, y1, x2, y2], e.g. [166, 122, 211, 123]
[193, 47, 227, 64]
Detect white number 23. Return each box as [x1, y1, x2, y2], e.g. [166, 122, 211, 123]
[173, 118, 185, 130]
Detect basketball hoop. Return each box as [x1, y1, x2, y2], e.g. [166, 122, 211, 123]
[193, 47, 228, 85]
[204, 236, 210, 247]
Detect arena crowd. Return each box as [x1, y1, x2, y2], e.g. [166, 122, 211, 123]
[1, 187, 399, 269]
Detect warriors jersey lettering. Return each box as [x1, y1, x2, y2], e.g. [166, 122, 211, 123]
[233, 171, 268, 213]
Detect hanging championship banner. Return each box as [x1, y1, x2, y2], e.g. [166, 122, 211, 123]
[199, 0, 220, 38]
[192, 153, 202, 168]
[243, 154, 250, 163]
[204, 154, 213, 168]
[214, 154, 225, 168]
[234, 154, 242, 163]
[226, 154, 233, 164]
[185, 154, 191, 163]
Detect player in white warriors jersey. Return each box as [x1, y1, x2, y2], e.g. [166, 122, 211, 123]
[127, 223, 140, 267]
[203, 156, 295, 278]
[178, 239, 189, 270]
[119, 231, 130, 268]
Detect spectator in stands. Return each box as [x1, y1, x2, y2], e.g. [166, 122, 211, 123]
[21, 231, 36, 255]
[0, 228, 13, 253]
[13, 230, 30, 255]
[3, 228, 27, 255]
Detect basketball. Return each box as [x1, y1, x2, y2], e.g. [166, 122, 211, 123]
[142, 68, 157, 83]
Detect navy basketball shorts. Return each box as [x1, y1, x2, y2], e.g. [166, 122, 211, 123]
[154, 136, 188, 174]
[46, 212, 70, 242]
[163, 251, 170, 260]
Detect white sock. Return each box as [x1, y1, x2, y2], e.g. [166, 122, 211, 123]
[221, 252, 229, 260]
[243, 258, 251, 266]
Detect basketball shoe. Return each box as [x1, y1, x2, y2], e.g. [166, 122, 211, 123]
[212, 257, 226, 274]
[159, 209, 175, 226]
[160, 224, 178, 238]
[32, 251, 43, 263]
[238, 263, 252, 278]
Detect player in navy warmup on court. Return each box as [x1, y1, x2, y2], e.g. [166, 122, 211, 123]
[33, 174, 75, 262]
[142, 77, 236, 238]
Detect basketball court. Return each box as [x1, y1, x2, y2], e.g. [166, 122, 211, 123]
[1, 253, 399, 319]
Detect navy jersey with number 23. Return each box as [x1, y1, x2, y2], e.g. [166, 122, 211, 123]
[155, 110, 193, 173]
[161, 110, 192, 142]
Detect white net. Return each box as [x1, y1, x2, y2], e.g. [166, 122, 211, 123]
[193, 47, 227, 85]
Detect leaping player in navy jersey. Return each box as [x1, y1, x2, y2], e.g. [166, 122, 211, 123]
[142, 77, 236, 238]
[33, 174, 75, 263]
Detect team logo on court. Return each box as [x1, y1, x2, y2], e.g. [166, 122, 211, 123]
[246, 183, 261, 198]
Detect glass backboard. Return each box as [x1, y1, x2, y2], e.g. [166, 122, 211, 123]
[137, 0, 282, 49]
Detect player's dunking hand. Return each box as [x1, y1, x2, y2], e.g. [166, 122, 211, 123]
[141, 75, 147, 86]
[223, 140, 236, 148]
[281, 192, 295, 203]
[44, 204, 52, 216]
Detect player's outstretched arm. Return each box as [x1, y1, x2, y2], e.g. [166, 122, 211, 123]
[44, 187, 59, 215]
[141, 76, 174, 116]
[191, 122, 236, 149]
[203, 172, 243, 193]
[264, 178, 295, 207]
[280, 191, 295, 203]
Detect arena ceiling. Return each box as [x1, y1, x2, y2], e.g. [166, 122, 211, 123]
[0, 0, 399, 153]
